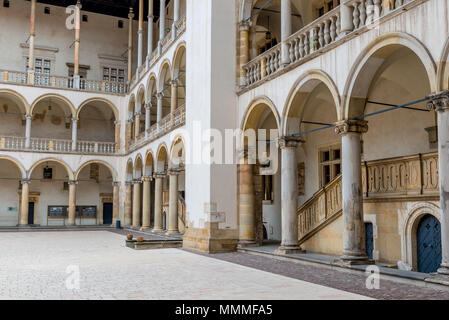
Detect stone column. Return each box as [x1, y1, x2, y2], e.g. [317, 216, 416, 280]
[238, 164, 256, 246]
[147, 0, 154, 57]
[172, 0, 180, 40]
[124, 182, 133, 226]
[71, 118, 78, 151]
[134, 112, 141, 141]
[125, 119, 133, 150]
[137, 0, 144, 71]
[275, 136, 304, 254]
[27, 0, 36, 85]
[73, 1, 82, 89]
[239, 21, 250, 86]
[153, 173, 164, 232]
[281, 0, 291, 66]
[427, 92, 449, 277]
[132, 180, 142, 228]
[142, 176, 152, 229]
[68, 180, 78, 226]
[128, 8, 134, 84]
[112, 182, 120, 225]
[156, 92, 163, 124]
[170, 80, 178, 114]
[159, 0, 166, 42]
[335, 120, 370, 264]
[25, 115, 32, 149]
[114, 120, 121, 152]
[167, 170, 179, 234]
[19, 180, 31, 226]
[145, 105, 151, 138]
[339, 0, 354, 36]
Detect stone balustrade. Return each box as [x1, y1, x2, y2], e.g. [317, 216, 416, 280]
[298, 151, 439, 242]
[242, 0, 422, 89]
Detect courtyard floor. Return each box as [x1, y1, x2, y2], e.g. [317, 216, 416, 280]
[0, 230, 447, 300]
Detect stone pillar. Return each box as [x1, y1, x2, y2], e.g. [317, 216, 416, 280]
[125, 120, 133, 150]
[335, 120, 370, 264]
[112, 182, 120, 225]
[159, 0, 166, 42]
[275, 136, 304, 254]
[170, 80, 178, 114]
[238, 164, 256, 246]
[427, 92, 449, 277]
[145, 105, 151, 138]
[134, 112, 141, 141]
[156, 92, 163, 124]
[147, 0, 154, 57]
[73, 1, 82, 89]
[19, 180, 31, 226]
[339, 0, 354, 36]
[114, 120, 121, 152]
[137, 0, 144, 71]
[142, 176, 152, 229]
[153, 174, 164, 232]
[172, 0, 180, 39]
[128, 8, 134, 84]
[132, 180, 142, 228]
[27, 0, 36, 85]
[167, 170, 179, 234]
[68, 180, 78, 226]
[25, 115, 32, 149]
[71, 118, 78, 151]
[281, 0, 291, 66]
[124, 182, 133, 226]
[239, 21, 250, 86]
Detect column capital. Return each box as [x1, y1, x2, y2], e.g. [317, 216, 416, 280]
[168, 168, 182, 175]
[278, 136, 304, 149]
[114, 120, 121, 125]
[157, 92, 164, 99]
[334, 120, 368, 135]
[133, 179, 143, 184]
[427, 90, 449, 112]
[142, 175, 153, 182]
[153, 172, 166, 179]
[148, 14, 154, 20]
[134, 112, 142, 118]
[21, 179, 31, 185]
[239, 20, 251, 31]
[76, 0, 82, 9]
[171, 79, 178, 87]
[71, 117, 79, 122]
[145, 103, 152, 110]
[112, 181, 121, 187]
[25, 114, 32, 120]
[128, 8, 135, 19]
[125, 181, 134, 186]
[68, 180, 78, 185]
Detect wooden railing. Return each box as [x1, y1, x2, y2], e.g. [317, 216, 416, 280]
[298, 152, 439, 243]
[242, 0, 424, 89]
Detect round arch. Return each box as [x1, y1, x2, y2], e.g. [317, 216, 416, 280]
[144, 149, 155, 176]
[282, 70, 341, 135]
[437, 36, 449, 91]
[241, 96, 281, 132]
[136, 85, 146, 107]
[169, 135, 186, 168]
[128, 94, 136, 116]
[158, 60, 172, 92]
[74, 160, 117, 182]
[126, 158, 134, 182]
[30, 93, 76, 118]
[0, 89, 30, 115]
[146, 73, 158, 104]
[77, 98, 119, 120]
[156, 143, 169, 172]
[401, 202, 441, 271]
[172, 42, 186, 78]
[28, 158, 74, 180]
[342, 32, 437, 119]
[0, 155, 26, 178]
[239, 0, 253, 22]
[134, 154, 143, 179]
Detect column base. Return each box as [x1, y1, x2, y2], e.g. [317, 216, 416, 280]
[152, 228, 164, 233]
[183, 222, 238, 254]
[166, 230, 180, 235]
[425, 267, 449, 286]
[237, 240, 258, 248]
[336, 255, 375, 266]
[275, 245, 305, 255]
[140, 226, 151, 231]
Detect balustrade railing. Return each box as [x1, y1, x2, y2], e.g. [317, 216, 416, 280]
[0, 70, 27, 84]
[76, 141, 116, 154]
[242, 0, 422, 89]
[0, 136, 26, 150]
[298, 151, 439, 242]
[30, 137, 72, 152]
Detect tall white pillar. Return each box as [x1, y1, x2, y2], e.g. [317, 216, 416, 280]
[68, 180, 77, 226]
[27, 0, 36, 85]
[19, 180, 31, 226]
[153, 174, 164, 232]
[159, 0, 166, 42]
[147, 0, 154, 58]
[112, 182, 120, 225]
[71, 118, 78, 151]
[137, 0, 144, 72]
[281, 0, 291, 66]
[335, 120, 370, 264]
[142, 176, 152, 229]
[145, 105, 151, 138]
[172, 0, 180, 40]
[132, 180, 142, 228]
[128, 8, 134, 84]
[156, 92, 163, 124]
[427, 92, 449, 277]
[73, 1, 82, 89]
[25, 115, 32, 149]
[275, 136, 304, 254]
[167, 170, 179, 234]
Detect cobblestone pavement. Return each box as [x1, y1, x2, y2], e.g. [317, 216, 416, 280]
[191, 251, 449, 300]
[0, 231, 369, 300]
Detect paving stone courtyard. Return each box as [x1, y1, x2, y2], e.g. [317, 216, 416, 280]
[0, 230, 448, 300]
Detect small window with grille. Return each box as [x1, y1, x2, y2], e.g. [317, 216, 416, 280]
[319, 144, 341, 187]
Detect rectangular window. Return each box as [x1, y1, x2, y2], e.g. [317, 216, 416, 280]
[103, 66, 126, 93]
[319, 144, 342, 187]
[3, 0, 10, 8]
[27, 58, 51, 85]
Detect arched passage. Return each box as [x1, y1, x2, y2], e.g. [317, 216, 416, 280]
[0, 157, 26, 226]
[0, 90, 29, 141]
[170, 136, 186, 233]
[77, 99, 117, 143]
[146, 75, 158, 128]
[172, 43, 186, 111]
[154, 144, 169, 231]
[158, 61, 172, 121]
[136, 85, 146, 137]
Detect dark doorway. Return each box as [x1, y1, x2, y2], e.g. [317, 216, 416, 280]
[103, 203, 113, 225]
[28, 202, 35, 225]
[417, 214, 442, 274]
[365, 223, 374, 260]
